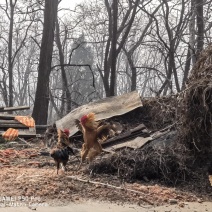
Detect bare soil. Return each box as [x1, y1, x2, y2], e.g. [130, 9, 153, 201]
[0, 140, 211, 208]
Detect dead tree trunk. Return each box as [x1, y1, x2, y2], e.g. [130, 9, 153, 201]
[195, 0, 204, 58]
[32, 0, 58, 125]
[55, 17, 71, 114]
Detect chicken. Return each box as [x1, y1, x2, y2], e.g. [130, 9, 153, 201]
[75, 113, 117, 169]
[50, 128, 75, 174]
[56, 128, 70, 148]
[50, 146, 75, 174]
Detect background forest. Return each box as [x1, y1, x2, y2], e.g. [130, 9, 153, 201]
[0, 0, 210, 124]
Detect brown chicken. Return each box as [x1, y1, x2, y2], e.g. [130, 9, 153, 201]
[50, 129, 75, 174]
[75, 113, 116, 169]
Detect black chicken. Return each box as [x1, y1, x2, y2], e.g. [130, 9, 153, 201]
[50, 128, 77, 174]
[50, 146, 75, 174]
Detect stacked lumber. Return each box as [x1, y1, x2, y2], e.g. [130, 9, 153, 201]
[0, 106, 36, 138]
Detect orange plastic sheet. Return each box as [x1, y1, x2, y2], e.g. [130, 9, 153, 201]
[2, 128, 19, 141]
[15, 116, 35, 128]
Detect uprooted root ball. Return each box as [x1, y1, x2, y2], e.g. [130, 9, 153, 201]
[90, 144, 196, 185]
[177, 44, 212, 155]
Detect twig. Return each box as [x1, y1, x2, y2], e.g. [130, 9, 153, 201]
[17, 137, 32, 147]
[66, 175, 154, 205]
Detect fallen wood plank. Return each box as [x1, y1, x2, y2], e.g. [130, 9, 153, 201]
[56, 91, 143, 137]
[102, 125, 150, 148]
[36, 125, 50, 130]
[0, 123, 30, 129]
[130, 124, 146, 133]
[0, 114, 15, 120]
[106, 136, 152, 151]
[0, 120, 20, 124]
[0, 106, 30, 112]
[36, 125, 49, 134]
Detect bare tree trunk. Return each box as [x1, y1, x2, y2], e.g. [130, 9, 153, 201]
[100, 0, 139, 97]
[189, 0, 196, 65]
[55, 17, 71, 114]
[8, 0, 16, 108]
[32, 0, 58, 125]
[127, 55, 136, 91]
[110, 0, 118, 96]
[195, 0, 204, 58]
[182, 46, 191, 90]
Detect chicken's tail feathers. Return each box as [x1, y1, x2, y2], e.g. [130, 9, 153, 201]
[75, 119, 82, 131]
[97, 123, 118, 142]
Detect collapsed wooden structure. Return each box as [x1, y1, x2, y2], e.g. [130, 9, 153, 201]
[0, 106, 36, 138]
[55, 91, 173, 152]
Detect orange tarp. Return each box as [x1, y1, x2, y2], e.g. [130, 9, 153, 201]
[2, 128, 19, 141]
[15, 116, 35, 128]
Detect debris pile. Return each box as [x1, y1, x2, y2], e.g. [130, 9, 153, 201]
[91, 141, 195, 185]
[141, 96, 177, 130]
[177, 44, 212, 156]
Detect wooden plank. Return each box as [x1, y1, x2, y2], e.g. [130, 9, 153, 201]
[0, 114, 15, 120]
[0, 106, 30, 112]
[101, 124, 150, 148]
[0, 123, 29, 129]
[130, 124, 146, 133]
[0, 120, 20, 124]
[106, 136, 152, 151]
[36, 125, 49, 130]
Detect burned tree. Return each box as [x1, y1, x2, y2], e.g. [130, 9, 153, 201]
[32, 0, 58, 125]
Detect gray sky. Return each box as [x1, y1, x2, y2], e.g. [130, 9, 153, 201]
[59, 0, 83, 9]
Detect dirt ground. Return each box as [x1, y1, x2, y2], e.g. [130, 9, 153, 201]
[1, 201, 212, 212]
[0, 140, 212, 210]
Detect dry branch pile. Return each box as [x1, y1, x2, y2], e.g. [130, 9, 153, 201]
[177, 44, 212, 156]
[91, 144, 195, 185]
[104, 96, 177, 133]
[141, 96, 177, 131]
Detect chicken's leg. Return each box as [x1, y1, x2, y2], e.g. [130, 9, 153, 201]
[62, 161, 68, 172]
[56, 162, 60, 174]
[77, 144, 89, 170]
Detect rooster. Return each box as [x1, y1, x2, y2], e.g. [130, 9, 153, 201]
[50, 146, 75, 174]
[75, 113, 117, 169]
[50, 128, 75, 174]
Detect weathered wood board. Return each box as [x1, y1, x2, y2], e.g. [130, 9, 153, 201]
[56, 91, 143, 137]
[0, 113, 16, 120]
[0, 105, 36, 138]
[106, 136, 152, 151]
[0, 106, 30, 112]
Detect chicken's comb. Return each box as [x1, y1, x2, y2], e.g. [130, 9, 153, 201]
[63, 129, 70, 136]
[81, 114, 88, 123]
